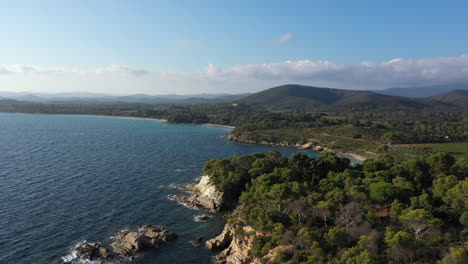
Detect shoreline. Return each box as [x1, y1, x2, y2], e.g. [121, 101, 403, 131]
[82, 114, 235, 129]
[8, 113, 362, 162]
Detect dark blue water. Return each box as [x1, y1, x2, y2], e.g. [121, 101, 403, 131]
[0, 113, 319, 264]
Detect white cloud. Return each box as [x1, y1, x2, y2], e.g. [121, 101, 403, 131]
[94, 64, 149, 76]
[276, 32, 293, 44]
[202, 55, 468, 87]
[2, 55, 468, 94]
[0, 64, 148, 77]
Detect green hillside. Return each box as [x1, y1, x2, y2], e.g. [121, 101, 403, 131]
[429, 90, 468, 107]
[239, 84, 440, 112]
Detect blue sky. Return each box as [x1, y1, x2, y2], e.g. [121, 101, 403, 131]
[1, 0, 467, 94]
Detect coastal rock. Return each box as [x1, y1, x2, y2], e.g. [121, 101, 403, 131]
[313, 145, 324, 151]
[171, 175, 230, 212]
[189, 236, 204, 246]
[112, 225, 178, 256]
[72, 225, 178, 262]
[300, 142, 314, 149]
[207, 224, 257, 264]
[205, 224, 234, 250]
[74, 242, 113, 260]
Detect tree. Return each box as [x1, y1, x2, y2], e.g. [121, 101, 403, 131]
[385, 228, 415, 263]
[437, 247, 468, 264]
[426, 152, 456, 176]
[324, 227, 348, 248]
[443, 179, 468, 214]
[369, 182, 398, 207]
[312, 200, 331, 227]
[288, 198, 310, 226]
[336, 202, 364, 230]
[433, 175, 458, 199]
[337, 246, 376, 264]
[399, 209, 439, 240]
[382, 132, 401, 144]
[450, 159, 468, 179]
[459, 211, 468, 227]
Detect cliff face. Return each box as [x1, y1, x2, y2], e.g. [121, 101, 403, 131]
[206, 223, 285, 264]
[171, 175, 229, 212]
[206, 224, 255, 264]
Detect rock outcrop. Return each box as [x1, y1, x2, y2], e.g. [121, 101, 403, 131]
[206, 224, 257, 264]
[170, 175, 231, 212]
[74, 242, 113, 261]
[226, 134, 335, 153]
[112, 225, 178, 256]
[205, 224, 234, 250]
[72, 225, 177, 262]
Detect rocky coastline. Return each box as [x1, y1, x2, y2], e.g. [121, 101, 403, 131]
[226, 134, 366, 163]
[68, 225, 177, 263]
[169, 175, 235, 212]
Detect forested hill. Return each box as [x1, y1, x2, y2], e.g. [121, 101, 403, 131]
[376, 83, 468, 98]
[238, 84, 443, 112]
[429, 90, 468, 107]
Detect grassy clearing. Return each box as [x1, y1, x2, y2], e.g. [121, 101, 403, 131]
[398, 142, 468, 159]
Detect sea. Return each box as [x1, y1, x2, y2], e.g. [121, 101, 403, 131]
[0, 113, 320, 264]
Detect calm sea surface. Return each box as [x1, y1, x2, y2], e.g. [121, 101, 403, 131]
[0, 113, 319, 264]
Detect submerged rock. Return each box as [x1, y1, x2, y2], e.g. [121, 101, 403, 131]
[189, 236, 204, 246]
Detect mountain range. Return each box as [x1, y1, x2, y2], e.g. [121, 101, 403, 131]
[0, 92, 252, 104]
[0, 83, 466, 112]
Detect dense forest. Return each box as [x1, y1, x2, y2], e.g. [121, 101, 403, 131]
[203, 151, 468, 263]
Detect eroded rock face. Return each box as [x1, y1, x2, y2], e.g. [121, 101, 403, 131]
[206, 224, 257, 264]
[205, 224, 234, 250]
[170, 175, 229, 212]
[112, 225, 178, 256]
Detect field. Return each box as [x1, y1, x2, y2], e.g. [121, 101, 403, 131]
[398, 142, 468, 159]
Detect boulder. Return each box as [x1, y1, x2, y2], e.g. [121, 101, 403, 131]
[300, 142, 314, 149]
[313, 145, 324, 151]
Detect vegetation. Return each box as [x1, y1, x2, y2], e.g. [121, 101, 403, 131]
[203, 151, 467, 263]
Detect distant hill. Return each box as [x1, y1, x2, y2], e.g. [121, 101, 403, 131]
[428, 90, 468, 107]
[239, 84, 435, 112]
[376, 83, 468, 98]
[0, 92, 251, 104]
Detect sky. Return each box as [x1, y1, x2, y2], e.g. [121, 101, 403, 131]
[0, 0, 468, 95]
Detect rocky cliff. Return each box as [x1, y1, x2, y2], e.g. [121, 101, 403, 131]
[170, 175, 231, 212]
[206, 224, 256, 264]
[206, 223, 289, 264]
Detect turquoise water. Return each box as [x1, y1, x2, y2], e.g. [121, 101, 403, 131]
[0, 113, 319, 264]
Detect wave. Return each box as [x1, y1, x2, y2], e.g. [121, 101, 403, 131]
[61, 240, 106, 264]
[193, 214, 214, 223]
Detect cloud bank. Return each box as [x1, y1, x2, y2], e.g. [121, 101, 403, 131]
[203, 55, 468, 86]
[1, 55, 468, 93]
